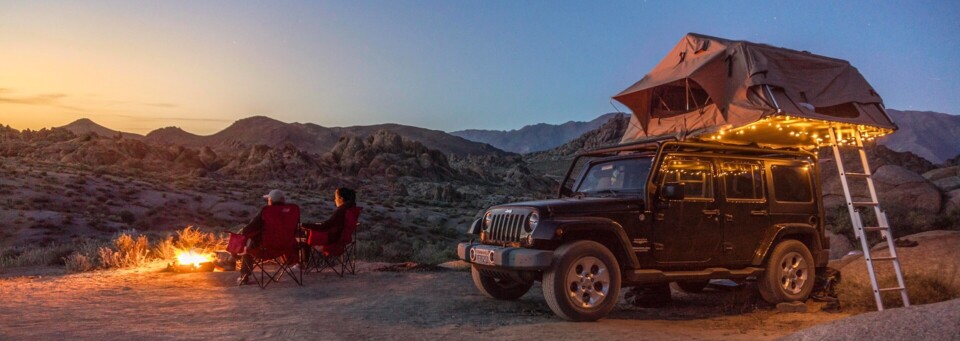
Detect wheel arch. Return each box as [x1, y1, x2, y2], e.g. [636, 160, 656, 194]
[547, 217, 640, 270]
[753, 223, 824, 266]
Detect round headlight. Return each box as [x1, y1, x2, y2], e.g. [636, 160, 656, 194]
[483, 211, 493, 229]
[526, 212, 539, 232]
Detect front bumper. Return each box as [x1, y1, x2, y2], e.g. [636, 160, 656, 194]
[457, 242, 553, 270]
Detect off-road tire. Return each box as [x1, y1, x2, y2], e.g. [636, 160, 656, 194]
[758, 239, 815, 304]
[471, 266, 532, 300]
[676, 280, 710, 293]
[542, 240, 621, 322]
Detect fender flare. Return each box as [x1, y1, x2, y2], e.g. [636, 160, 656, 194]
[532, 217, 641, 269]
[752, 223, 823, 266]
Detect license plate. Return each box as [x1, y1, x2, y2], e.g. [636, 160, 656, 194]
[472, 249, 495, 266]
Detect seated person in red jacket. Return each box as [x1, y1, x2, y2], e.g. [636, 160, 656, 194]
[304, 187, 357, 246]
[236, 189, 292, 285]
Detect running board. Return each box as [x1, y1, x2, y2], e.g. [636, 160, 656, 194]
[624, 267, 764, 285]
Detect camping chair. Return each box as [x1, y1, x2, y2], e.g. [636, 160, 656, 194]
[305, 207, 362, 277]
[248, 204, 303, 288]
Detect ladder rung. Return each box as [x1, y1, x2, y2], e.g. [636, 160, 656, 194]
[862, 226, 888, 231]
[851, 201, 879, 207]
[844, 172, 871, 178]
[878, 286, 906, 292]
[869, 256, 898, 262]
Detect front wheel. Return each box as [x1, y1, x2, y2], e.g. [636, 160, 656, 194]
[471, 266, 532, 300]
[542, 240, 621, 322]
[758, 239, 815, 304]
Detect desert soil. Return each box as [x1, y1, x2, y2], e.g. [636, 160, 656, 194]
[0, 262, 849, 341]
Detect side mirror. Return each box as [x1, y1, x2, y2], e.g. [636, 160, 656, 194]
[661, 182, 685, 201]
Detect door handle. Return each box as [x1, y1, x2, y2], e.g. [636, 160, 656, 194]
[750, 210, 768, 216]
[702, 209, 720, 216]
[724, 213, 734, 222]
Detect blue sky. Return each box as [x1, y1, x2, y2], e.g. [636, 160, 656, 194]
[1, 1, 958, 134]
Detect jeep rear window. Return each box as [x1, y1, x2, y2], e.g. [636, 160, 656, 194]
[575, 158, 652, 195]
[722, 162, 764, 200]
[771, 165, 813, 203]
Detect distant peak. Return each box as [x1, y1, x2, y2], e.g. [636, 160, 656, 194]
[65, 118, 100, 126]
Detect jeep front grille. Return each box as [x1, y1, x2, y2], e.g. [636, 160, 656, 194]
[487, 213, 526, 244]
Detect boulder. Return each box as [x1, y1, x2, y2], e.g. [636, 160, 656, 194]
[932, 176, 960, 192]
[872, 165, 942, 213]
[922, 166, 960, 181]
[946, 189, 960, 214]
[825, 230, 854, 260]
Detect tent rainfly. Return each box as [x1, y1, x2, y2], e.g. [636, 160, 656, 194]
[613, 33, 896, 149]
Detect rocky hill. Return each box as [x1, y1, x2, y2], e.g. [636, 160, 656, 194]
[880, 110, 960, 164]
[62, 118, 144, 140]
[451, 113, 627, 154]
[139, 116, 504, 157]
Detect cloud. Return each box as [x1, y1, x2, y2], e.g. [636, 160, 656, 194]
[0, 92, 82, 111]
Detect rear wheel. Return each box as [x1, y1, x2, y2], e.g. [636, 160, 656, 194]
[542, 241, 621, 322]
[471, 266, 532, 300]
[758, 240, 815, 304]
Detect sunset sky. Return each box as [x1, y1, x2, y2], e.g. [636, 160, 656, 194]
[1, 1, 958, 135]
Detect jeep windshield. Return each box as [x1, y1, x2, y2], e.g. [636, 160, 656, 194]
[573, 157, 653, 197]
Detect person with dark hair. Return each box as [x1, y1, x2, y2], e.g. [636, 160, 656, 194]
[303, 187, 357, 244]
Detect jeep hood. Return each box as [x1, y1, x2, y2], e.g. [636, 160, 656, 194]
[493, 197, 643, 216]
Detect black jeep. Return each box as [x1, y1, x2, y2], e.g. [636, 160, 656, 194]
[458, 140, 829, 321]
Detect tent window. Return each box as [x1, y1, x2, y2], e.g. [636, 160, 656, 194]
[651, 80, 714, 118]
[816, 102, 860, 118]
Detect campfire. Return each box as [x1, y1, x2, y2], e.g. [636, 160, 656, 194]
[169, 248, 216, 272]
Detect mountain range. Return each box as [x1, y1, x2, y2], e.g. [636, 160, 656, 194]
[62, 116, 504, 157]
[449, 113, 626, 154]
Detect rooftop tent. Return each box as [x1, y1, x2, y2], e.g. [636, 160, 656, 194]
[613, 33, 896, 148]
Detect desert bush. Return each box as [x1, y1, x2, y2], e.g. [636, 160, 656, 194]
[64, 253, 95, 273]
[838, 272, 960, 312]
[410, 240, 457, 265]
[119, 210, 136, 225]
[98, 233, 150, 269]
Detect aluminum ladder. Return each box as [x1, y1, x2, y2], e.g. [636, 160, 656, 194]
[828, 127, 910, 311]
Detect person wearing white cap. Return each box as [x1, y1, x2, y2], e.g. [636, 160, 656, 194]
[236, 189, 288, 285]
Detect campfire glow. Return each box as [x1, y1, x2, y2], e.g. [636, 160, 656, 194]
[175, 249, 214, 268]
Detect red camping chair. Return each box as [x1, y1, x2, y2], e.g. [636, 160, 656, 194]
[305, 207, 362, 277]
[248, 204, 303, 288]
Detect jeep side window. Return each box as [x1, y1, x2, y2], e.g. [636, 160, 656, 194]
[659, 156, 713, 200]
[771, 164, 813, 203]
[721, 162, 764, 200]
[574, 157, 652, 195]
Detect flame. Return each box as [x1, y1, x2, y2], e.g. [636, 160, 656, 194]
[175, 249, 213, 268]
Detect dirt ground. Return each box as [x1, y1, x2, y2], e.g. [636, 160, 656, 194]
[0, 262, 849, 341]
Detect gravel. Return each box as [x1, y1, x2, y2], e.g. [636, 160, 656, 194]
[781, 298, 960, 341]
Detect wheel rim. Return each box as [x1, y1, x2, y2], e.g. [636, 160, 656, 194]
[778, 251, 808, 295]
[565, 256, 610, 309]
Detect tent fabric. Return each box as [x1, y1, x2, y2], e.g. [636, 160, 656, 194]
[614, 33, 896, 143]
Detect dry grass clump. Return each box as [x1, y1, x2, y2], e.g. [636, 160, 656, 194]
[837, 273, 960, 312]
[98, 233, 150, 269]
[0, 243, 74, 268]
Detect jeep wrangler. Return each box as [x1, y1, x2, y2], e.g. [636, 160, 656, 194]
[458, 139, 830, 321]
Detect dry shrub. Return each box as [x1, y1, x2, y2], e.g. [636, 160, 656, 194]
[838, 273, 960, 312]
[98, 233, 150, 269]
[64, 253, 95, 273]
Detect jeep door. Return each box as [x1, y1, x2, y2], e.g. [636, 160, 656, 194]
[717, 159, 769, 265]
[652, 155, 722, 265]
